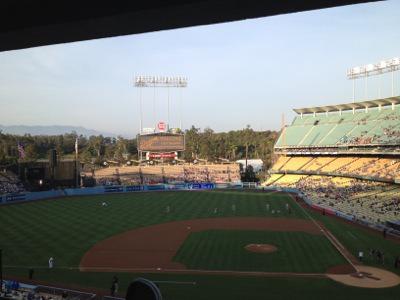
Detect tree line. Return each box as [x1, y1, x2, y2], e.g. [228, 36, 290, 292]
[0, 126, 278, 169]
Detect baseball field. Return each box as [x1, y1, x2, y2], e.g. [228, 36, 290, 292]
[1, 190, 400, 299]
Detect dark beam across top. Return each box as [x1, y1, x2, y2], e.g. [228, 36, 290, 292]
[0, 0, 379, 52]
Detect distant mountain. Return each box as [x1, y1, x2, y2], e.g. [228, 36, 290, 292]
[0, 125, 118, 137]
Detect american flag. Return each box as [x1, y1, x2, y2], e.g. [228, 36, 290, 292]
[17, 143, 25, 159]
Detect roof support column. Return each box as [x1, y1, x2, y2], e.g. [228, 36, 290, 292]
[392, 102, 395, 110]
[352, 107, 355, 115]
[301, 113, 303, 119]
[365, 106, 368, 113]
[378, 104, 382, 111]
[339, 109, 342, 116]
[313, 112, 316, 117]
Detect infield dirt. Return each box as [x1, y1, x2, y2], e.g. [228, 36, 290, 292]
[80, 217, 322, 271]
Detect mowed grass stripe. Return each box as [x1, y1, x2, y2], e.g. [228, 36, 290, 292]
[173, 230, 347, 273]
[1, 190, 400, 300]
[0, 191, 313, 269]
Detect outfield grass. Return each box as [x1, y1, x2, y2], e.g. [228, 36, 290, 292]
[0, 190, 400, 300]
[8, 269, 400, 300]
[0, 190, 303, 269]
[174, 230, 346, 272]
[310, 209, 400, 275]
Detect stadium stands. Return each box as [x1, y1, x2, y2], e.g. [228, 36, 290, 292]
[0, 280, 96, 300]
[276, 97, 400, 148]
[268, 174, 399, 224]
[0, 170, 25, 195]
[270, 155, 400, 182]
[267, 97, 400, 226]
[91, 164, 241, 185]
[271, 174, 309, 186]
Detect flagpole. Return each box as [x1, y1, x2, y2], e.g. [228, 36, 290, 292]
[17, 142, 21, 179]
[75, 138, 79, 187]
[17, 142, 25, 181]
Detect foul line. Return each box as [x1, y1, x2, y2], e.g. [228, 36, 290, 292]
[4, 265, 326, 279]
[153, 280, 197, 285]
[288, 193, 359, 273]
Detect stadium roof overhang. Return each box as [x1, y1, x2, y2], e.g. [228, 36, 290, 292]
[0, 0, 379, 52]
[293, 96, 400, 115]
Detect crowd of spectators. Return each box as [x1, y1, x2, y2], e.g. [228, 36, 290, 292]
[93, 164, 241, 186]
[344, 126, 400, 146]
[296, 176, 378, 204]
[338, 158, 400, 181]
[381, 126, 400, 142]
[96, 177, 121, 186]
[368, 196, 400, 217]
[292, 175, 399, 224]
[279, 155, 400, 182]
[1, 281, 61, 300]
[334, 111, 400, 146]
[0, 170, 25, 195]
[0, 280, 96, 300]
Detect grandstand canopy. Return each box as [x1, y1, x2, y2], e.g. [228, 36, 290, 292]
[0, 1, 377, 52]
[293, 96, 400, 115]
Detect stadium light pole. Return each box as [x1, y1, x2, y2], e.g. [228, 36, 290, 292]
[347, 57, 400, 100]
[153, 83, 156, 130]
[179, 88, 183, 130]
[134, 76, 188, 131]
[139, 87, 143, 134]
[392, 71, 395, 97]
[167, 86, 170, 130]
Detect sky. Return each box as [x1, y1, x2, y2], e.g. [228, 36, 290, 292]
[1, 1, 400, 137]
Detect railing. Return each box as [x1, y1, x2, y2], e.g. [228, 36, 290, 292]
[0, 281, 96, 300]
[269, 169, 395, 184]
[242, 182, 259, 189]
[35, 285, 96, 300]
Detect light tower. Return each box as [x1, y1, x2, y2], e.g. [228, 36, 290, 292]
[134, 76, 188, 163]
[134, 75, 188, 133]
[347, 57, 400, 102]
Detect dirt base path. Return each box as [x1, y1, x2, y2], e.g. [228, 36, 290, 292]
[327, 266, 400, 288]
[80, 217, 322, 271]
[289, 192, 400, 288]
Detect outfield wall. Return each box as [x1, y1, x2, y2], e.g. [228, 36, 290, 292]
[0, 182, 243, 204]
[1, 182, 397, 237]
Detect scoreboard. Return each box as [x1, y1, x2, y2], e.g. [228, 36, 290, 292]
[138, 133, 185, 152]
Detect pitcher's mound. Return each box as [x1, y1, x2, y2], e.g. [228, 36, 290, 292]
[245, 244, 277, 253]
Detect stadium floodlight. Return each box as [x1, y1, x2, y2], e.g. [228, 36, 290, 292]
[353, 66, 361, 74]
[348, 56, 400, 79]
[378, 60, 387, 69]
[134, 75, 188, 88]
[134, 75, 188, 138]
[348, 57, 400, 102]
[365, 63, 375, 72]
